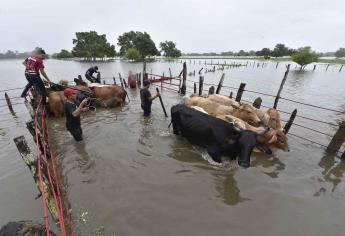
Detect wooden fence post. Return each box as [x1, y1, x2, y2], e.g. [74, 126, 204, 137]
[273, 64, 291, 109]
[119, 74, 124, 89]
[276, 62, 279, 69]
[194, 83, 197, 94]
[5, 92, 14, 113]
[327, 121, 345, 155]
[235, 83, 246, 102]
[113, 77, 117, 85]
[198, 76, 204, 96]
[156, 88, 168, 117]
[313, 65, 317, 71]
[169, 68, 172, 78]
[339, 65, 343, 72]
[123, 79, 128, 88]
[181, 62, 187, 95]
[229, 91, 233, 99]
[216, 73, 225, 94]
[198, 68, 203, 74]
[252, 97, 262, 109]
[208, 86, 215, 95]
[103, 80, 106, 85]
[326, 64, 330, 71]
[143, 61, 146, 84]
[283, 109, 297, 134]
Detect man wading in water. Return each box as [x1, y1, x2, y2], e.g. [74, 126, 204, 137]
[140, 80, 159, 116]
[64, 88, 88, 141]
[85, 65, 100, 83]
[21, 48, 51, 103]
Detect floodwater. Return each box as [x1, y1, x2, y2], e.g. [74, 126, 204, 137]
[1, 58, 345, 235]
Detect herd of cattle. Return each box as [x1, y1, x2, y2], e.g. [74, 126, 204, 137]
[171, 94, 289, 168]
[46, 82, 288, 168]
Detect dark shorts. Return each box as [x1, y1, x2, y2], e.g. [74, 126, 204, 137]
[67, 126, 83, 141]
[21, 73, 47, 103]
[141, 104, 151, 117]
[85, 74, 100, 83]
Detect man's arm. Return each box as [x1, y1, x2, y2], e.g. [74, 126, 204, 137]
[22, 60, 26, 66]
[72, 99, 88, 117]
[39, 68, 51, 82]
[148, 92, 160, 101]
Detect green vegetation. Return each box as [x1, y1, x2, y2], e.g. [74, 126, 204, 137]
[159, 40, 181, 57]
[335, 48, 345, 58]
[125, 48, 141, 60]
[291, 46, 319, 69]
[72, 31, 116, 61]
[58, 79, 69, 86]
[52, 49, 73, 59]
[117, 31, 159, 59]
[0, 47, 48, 59]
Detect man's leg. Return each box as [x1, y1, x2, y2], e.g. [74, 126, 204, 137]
[21, 74, 33, 98]
[85, 74, 94, 83]
[32, 76, 47, 104]
[69, 127, 83, 141]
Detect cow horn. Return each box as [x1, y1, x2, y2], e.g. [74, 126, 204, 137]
[257, 127, 270, 136]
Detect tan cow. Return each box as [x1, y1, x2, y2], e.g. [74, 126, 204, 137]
[217, 114, 289, 152]
[207, 94, 240, 108]
[255, 108, 283, 130]
[185, 96, 261, 126]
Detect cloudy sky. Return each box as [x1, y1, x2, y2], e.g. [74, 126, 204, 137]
[0, 0, 344, 53]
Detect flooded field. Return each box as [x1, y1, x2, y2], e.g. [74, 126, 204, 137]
[1, 59, 345, 235]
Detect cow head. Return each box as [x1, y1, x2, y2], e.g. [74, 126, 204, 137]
[225, 129, 272, 168]
[256, 128, 289, 152]
[234, 104, 261, 126]
[266, 108, 282, 130]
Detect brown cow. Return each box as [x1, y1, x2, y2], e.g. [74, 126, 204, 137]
[255, 108, 283, 130]
[47, 84, 126, 117]
[217, 114, 289, 152]
[207, 94, 240, 108]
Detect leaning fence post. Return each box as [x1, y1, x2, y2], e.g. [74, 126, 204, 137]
[229, 91, 233, 99]
[113, 77, 117, 85]
[273, 64, 291, 109]
[283, 109, 297, 134]
[123, 79, 128, 88]
[181, 62, 187, 95]
[216, 73, 225, 94]
[194, 83, 197, 94]
[326, 64, 330, 71]
[156, 88, 168, 118]
[103, 80, 106, 85]
[339, 65, 343, 72]
[276, 62, 279, 69]
[235, 83, 246, 102]
[327, 121, 345, 155]
[5, 92, 14, 114]
[313, 65, 317, 71]
[198, 68, 203, 74]
[252, 97, 262, 109]
[198, 76, 204, 96]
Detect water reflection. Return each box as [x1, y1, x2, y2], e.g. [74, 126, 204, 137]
[251, 153, 285, 178]
[73, 141, 95, 173]
[214, 171, 250, 206]
[287, 70, 314, 90]
[319, 154, 345, 192]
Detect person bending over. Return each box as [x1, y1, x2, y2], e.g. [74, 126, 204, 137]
[64, 88, 88, 141]
[85, 66, 100, 83]
[140, 80, 159, 116]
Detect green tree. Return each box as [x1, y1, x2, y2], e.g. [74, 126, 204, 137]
[54, 49, 73, 59]
[72, 31, 116, 61]
[271, 43, 290, 57]
[335, 48, 345, 58]
[117, 31, 159, 59]
[256, 48, 271, 56]
[159, 41, 181, 57]
[291, 46, 319, 70]
[125, 48, 141, 60]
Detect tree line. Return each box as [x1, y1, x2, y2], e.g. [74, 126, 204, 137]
[50, 31, 181, 61]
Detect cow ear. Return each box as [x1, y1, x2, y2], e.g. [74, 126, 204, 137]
[256, 143, 272, 154]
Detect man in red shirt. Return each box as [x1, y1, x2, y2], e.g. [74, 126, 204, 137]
[21, 48, 51, 103]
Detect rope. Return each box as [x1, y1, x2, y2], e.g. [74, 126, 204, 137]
[41, 107, 67, 236]
[0, 87, 24, 92]
[244, 89, 276, 98]
[288, 132, 344, 156]
[281, 119, 334, 138]
[34, 99, 51, 236]
[279, 97, 345, 114]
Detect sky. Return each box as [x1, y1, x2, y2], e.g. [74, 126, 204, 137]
[0, 0, 344, 54]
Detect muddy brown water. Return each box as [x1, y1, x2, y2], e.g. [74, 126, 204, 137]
[1, 59, 345, 235]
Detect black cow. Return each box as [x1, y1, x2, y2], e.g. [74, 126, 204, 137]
[171, 104, 272, 168]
